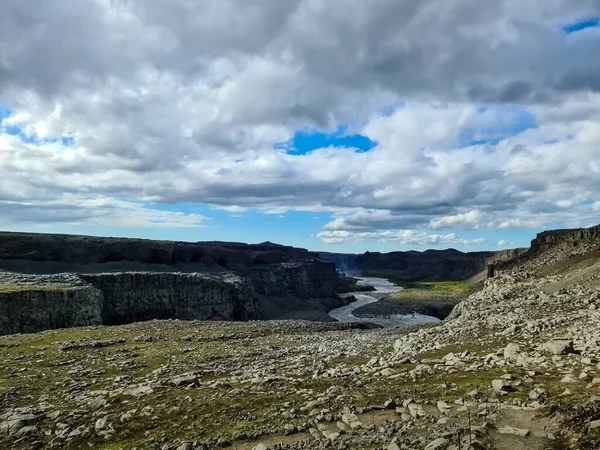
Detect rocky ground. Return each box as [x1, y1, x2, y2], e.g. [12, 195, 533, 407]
[2, 230, 600, 449]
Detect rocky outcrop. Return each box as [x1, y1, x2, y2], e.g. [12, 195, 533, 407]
[0, 284, 103, 335]
[0, 272, 259, 334]
[529, 225, 600, 254]
[244, 261, 349, 299]
[81, 272, 259, 326]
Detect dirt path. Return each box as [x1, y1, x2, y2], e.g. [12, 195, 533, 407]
[489, 407, 563, 450]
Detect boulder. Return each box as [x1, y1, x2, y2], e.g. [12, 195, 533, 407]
[425, 437, 449, 450]
[540, 339, 575, 355]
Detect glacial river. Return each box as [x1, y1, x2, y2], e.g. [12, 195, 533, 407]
[328, 277, 440, 328]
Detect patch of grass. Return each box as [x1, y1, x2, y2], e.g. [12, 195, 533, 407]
[0, 283, 76, 293]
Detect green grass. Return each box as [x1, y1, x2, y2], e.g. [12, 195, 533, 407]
[0, 283, 75, 293]
[395, 281, 471, 298]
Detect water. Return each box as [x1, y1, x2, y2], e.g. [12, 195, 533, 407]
[328, 277, 440, 328]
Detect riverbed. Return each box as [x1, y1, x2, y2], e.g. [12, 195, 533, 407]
[328, 277, 440, 328]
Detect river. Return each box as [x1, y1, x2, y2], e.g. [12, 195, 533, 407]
[328, 277, 440, 328]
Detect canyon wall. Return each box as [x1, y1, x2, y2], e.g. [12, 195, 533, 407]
[529, 225, 600, 254]
[320, 248, 528, 281]
[0, 272, 259, 335]
[0, 284, 103, 335]
[0, 232, 353, 335]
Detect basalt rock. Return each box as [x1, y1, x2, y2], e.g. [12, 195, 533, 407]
[0, 272, 259, 335]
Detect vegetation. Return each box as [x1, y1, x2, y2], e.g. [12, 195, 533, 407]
[0, 284, 74, 293]
[394, 281, 471, 299]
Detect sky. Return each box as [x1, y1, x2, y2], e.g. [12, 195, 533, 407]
[0, 1, 599, 254]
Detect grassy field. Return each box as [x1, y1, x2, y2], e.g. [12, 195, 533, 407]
[361, 270, 471, 297]
[394, 280, 471, 298]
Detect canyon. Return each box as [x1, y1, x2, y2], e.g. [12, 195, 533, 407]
[1, 225, 600, 449]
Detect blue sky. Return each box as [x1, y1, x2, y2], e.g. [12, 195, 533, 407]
[1, 2, 599, 255]
[563, 17, 599, 34]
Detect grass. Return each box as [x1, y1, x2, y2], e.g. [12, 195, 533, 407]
[361, 270, 471, 293]
[394, 281, 471, 299]
[0, 283, 76, 293]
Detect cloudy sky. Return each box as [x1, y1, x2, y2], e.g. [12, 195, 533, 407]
[1, 0, 599, 253]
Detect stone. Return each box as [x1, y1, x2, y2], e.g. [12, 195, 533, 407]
[561, 375, 576, 383]
[384, 399, 397, 409]
[123, 385, 154, 397]
[341, 413, 362, 429]
[171, 374, 200, 387]
[492, 379, 511, 392]
[252, 444, 267, 450]
[437, 400, 452, 414]
[94, 418, 108, 431]
[498, 426, 530, 437]
[14, 425, 37, 438]
[590, 419, 600, 429]
[176, 444, 193, 450]
[388, 443, 401, 450]
[407, 403, 427, 418]
[503, 342, 521, 361]
[424, 437, 449, 450]
[541, 339, 575, 355]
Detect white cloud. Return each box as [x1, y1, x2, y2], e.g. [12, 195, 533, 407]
[0, 1, 599, 242]
[317, 229, 485, 246]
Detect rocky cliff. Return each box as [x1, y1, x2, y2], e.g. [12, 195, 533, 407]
[320, 248, 527, 281]
[0, 232, 355, 334]
[244, 261, 349, 298]
[529, 225, 600, 254]
[0, 272, 259, 335]
[81, 272, 259, 325]
[0, 232, 318, 273]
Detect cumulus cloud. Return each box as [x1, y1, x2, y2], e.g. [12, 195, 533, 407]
[0, 1, 600, 244]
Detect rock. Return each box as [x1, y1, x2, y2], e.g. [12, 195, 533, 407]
[492, 379, 512, 392]
[176, 444, 193, 450]
[252, 444, 267, 450]
[425, 437, 449, 450]
[388, 443, 401, 450]
[407, 403, 427, 418]
[14, 425, 37, 438]
[94, 418, 108, 431]
[336, 421, 351, 432]
[437, 400, 452, 414]
[590, 419, 600, 429]
[503, 343, 521, 361]
[540, 339, 575, 355]
[171, 374, 200, 387]
[502, 325, 521, 335]
[498, 426, 530, 437]
[123, 385, 154, 397]
[380, 368, 397, 377]
[384, 399, 397, 410]
[341, 413, 362, 429]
